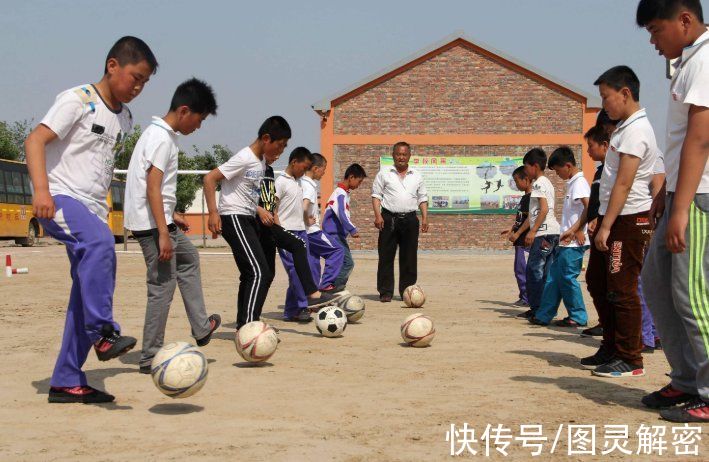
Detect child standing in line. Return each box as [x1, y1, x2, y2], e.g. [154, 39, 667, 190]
[501, 166, 531, 307]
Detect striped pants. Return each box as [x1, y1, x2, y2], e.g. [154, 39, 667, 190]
[221, 214, 273, 329]
[642, 193, 709, 401]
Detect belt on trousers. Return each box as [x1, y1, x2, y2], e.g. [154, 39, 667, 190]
[131, 223, 177, 238]
[382, 208, 416, 219]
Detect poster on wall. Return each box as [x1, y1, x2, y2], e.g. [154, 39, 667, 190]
[379, 156, 524, 214]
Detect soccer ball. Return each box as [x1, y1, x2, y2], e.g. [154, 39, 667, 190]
[403, 285, 426, 308]
[339, 295, 365, 322]
[235, 321, 279, 363]
[400, 313, 435, 347]
[151, 342, 208, 398]
[315, 305, 348, 337]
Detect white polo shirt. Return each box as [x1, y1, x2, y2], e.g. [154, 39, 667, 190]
[371, 166, 428, 213]
[301, 175, 320, 234]
[124, 117, 179, 231]
[560, 172, 590, 247]
[217, 146, 265, 216]
[529, 175, 560, 236]
[41, 84, 133, 221]
[275, 172, 306, 231]
[599, 108, 658, 216]
[666, 28, 709, 193]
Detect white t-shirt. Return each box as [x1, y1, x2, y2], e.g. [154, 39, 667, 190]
[560, 172, 590, 247]
[301, 175, 320, 234]
[217, 146, 265, 216]
[666, 28, 709, 193]
[41, 84, 133, 221]
[529, 175, 560, 236]
[275, 172, 306, 231]
[599, 109, 658, 216]
[124, 117, 179, 231]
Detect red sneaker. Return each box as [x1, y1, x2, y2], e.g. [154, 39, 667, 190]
[660, 397, 709, 423]
[48, 386, 115, 404]
[642, 383, 698, 409]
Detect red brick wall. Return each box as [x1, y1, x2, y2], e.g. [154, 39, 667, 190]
[333, 45, 583, 136]
[331, 144, 583, 251]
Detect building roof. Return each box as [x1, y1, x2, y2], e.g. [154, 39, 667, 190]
[312, 31, 602, 112]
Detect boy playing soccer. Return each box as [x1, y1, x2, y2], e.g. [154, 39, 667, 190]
[518, 148, 560, 319]
[302, 153, 345, 292]
[25, 36, 158, 403]
[124, 78, 221, 374]
[530, 147, 590, 327]
[637, 0, 709, 421]
[322, 164, 367, 289]
[501, 167, 532, 307]
[581, 65, 658, 378]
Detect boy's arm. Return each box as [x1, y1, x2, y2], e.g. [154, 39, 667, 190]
[146, 166, 172, 261]
[594, 153, 641, 251]
[25, 125, 58, 219]
[666, 105, 709, 253]
[203, 168, 225, 234]
[303, 198, 315, 226]
[650, 173, 666, 199]
[572, 197, 590, 245]
[336, 194, 358, 236]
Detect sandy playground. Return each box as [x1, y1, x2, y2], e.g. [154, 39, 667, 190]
[0, 241, 706, 461]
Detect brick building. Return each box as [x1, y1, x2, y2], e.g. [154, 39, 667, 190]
[312, 33, 600, 250]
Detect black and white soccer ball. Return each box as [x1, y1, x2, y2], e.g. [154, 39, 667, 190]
[315, 305, 347, 337]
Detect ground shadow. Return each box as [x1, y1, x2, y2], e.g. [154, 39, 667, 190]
[32, 367, 136, 410]
[360, 294, 384, 302]
[222, 321, 237, 330]
[476, 299, 520, 308]
[274, 327, 321, 338]
[509, 349, 587, 369]
[234, 361, 274, 368]
[211, 331, 236, 342]
[118, 351, 141, 365]
[149, 403, 204, 415]
[523, 331, 599, 348]
[479, 306, 525, 317]
[260, 310, 285, 320]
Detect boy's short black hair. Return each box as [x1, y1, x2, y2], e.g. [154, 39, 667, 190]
[258, 116, 291, 142]
[522, 148, 547, 170]
[344, 163, 367, 179]
[288, 146, 313, 164]
[548, 146, 577, 168]
[310, 153, 326, 168]
[637, 0, 704, 26]
[512, 166, 527, 180]
[594, 66, 641, 101]
[104, 36, 158, 75]
[584, 125, 611, 145]
[169, 78, 218, 115]
[596, 109, 619, 127]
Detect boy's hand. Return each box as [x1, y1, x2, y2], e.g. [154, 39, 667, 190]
[507, 232, 517, 243]
[524, 231, 536, 248]
[173, 213, 190, 232]
[587, 218, 598, 234]
[307, 216, 316, 226]
[574, 229, 586, 246]
[560, 229, 573, 245]
[666, 209, 688, 254]
[258, 208, 274, 227]
[158, 231, 173, 262]
[208, 211, 222, 235]
[500, 229, 510, 236]
[351, 232, 360, 238]
[649, 193, 666, 230]
[33, 190, 55, 219]
[374, 215, 384, 231]
[594, 225, 611, 252]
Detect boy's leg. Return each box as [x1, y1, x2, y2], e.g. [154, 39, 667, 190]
[334, 235, 354, 288]
[258, 224, 277, 287]
[173, 230, 212, 339]
[308, 231, 345, 289]
[271, 225, 319, 295]
[558, 246, 588, 325]
[586, 222, 613, 355]
[639, 274, 656, 348]
[398, 214, 420, 298]
[535, 248, 563, 324]
[376, 213, 397, 297]
[514, 246, 529, 303]
[278, 243, 308, 318]
[525, 236, 557, 312]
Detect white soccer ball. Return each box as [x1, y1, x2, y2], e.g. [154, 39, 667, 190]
[151, 342, 208, 398]
[400, 313, 435, 347]
[315, 305, 348, 337]
[235, 321, 279, 363]
[403, 285, 426, 308]
[339, 295, 365, 322]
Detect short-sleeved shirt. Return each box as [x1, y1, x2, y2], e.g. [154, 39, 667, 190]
[666, 28, 709, 193]
[217, 146, 265, 216]
[41, 84, 133, 221]
[560, 172, 591, 248]
[529, 176, 560, 236]
[275, 172, 305, 231]
[124, 117, 178, 231]
[512, 193, 530, 247]
[587, 164, 603, 222]
[301, 175, 320, 234]
[599, 108, 658, 216]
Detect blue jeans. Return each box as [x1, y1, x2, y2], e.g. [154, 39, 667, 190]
[332, 234, 354, 287]
[535, 246, 589, 324]
[526, 235, 559, 311]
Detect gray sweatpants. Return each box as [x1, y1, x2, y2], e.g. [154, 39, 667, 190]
[642, 193, 709, 401]
[136, 228, 211, 367]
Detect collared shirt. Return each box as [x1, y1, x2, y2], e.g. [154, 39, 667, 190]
[560, 172, 590, 247]
[124, 116, 179, 231]
[217, 146, 265, 216]
[599, 108, 658, 216]
[300, 175, 321, 234]
[274, 172, 305, 231]
[371, 166, 428, 213]
[666, 28, 709, 193]
[529, 176, 560, 236]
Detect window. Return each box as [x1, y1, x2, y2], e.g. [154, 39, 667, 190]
[22, 173, 32, 205]
[111, 185, 123, 212]
[0, 169, 5, 203]
[5, 171, 23, 204]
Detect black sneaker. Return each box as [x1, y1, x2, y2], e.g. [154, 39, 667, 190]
[580, 347, 614, 370]
[513, 299, 529, 307]
[642, 344, 656, 354]
[94, 332, 137, 361]
[592, 358, 645, 378]
[660, 397, 709, 423]
[516, 310, 533, 319]
[321, 284, 346, 293]
[642, 384, 698, 409]
[196, 314, 221, 347]
[581, 325, 603, 337]
[284, 309, 313, 323]
[528, 316, 549, 326]
[139, 364, 152, 375]
[307, 290, 349, 310]
[48, 386, 115, 404]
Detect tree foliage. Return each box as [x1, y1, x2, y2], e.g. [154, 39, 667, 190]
[0, 120, 32, 161]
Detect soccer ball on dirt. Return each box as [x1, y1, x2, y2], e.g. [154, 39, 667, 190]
[403, 285, 426, 308]
[315, 305, 348, 337]
[151, 342, 208, 398]
[400, 313, 435, 347]
[235, 321, 279, 363]
[338, 295, 365, 322]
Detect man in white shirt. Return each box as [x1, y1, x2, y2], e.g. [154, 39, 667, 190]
[371, 142, 429, 303]
[637, 0, 709, 422]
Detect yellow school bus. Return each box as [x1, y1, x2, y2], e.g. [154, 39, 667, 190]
[0, 159, 126, 245]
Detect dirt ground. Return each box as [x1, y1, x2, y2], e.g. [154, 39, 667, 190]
[0, 241, 706, 461]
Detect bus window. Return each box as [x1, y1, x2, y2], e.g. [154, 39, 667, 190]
[111, 185, 123, 211]
[5, 171, 23, 204]
[21, 173, 32, 205]
[0, 169, 5, 203]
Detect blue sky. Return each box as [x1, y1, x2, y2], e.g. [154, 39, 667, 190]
[1, 0, 706, 168]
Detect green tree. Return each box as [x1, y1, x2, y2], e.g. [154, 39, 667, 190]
[0, 120, 32, 161]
